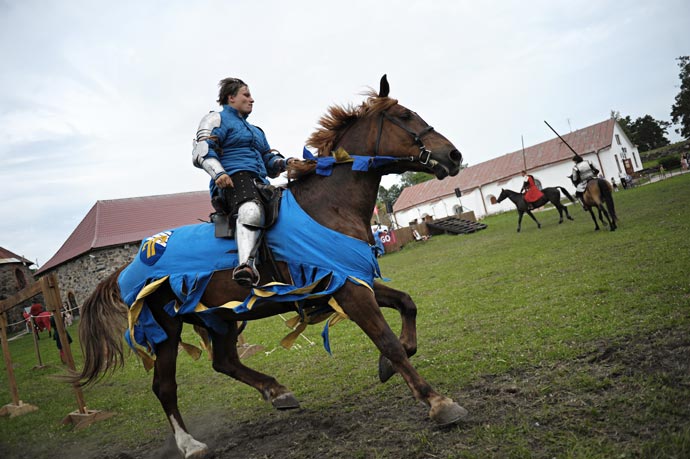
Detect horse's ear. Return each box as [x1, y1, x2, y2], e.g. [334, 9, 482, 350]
[379, 74, 390, 98]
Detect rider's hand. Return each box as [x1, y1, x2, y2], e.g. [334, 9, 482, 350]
[215, 174, 234, 189]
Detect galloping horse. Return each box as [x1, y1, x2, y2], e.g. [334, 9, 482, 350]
[70, 76, 466, 458]
[582, 178, 618, 231]
[496, 186, 575, 232]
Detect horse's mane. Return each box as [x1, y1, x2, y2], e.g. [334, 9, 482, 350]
[287, 90, 398, 181]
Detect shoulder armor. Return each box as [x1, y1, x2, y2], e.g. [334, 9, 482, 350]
[196, 111, 221, 142]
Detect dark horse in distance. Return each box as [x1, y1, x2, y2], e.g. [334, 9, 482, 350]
[582, 178, 618, 231]
[496, 186, 575, 232]
[70, 76, 467, 458]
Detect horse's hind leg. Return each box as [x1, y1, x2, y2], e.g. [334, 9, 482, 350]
[374, 282, 418, 383]
[335, 284, 467, 426]
[563, 203, 574, 221]
[597, 206, 610, 228]
[208, 320, 299, 410]
[599, 206, 614, 231]
[151, 316, 208, 458]
[588, 209, 600, 230]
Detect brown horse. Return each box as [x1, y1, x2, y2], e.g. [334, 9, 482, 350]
[582, 178, 618, 231]
[71, 76, 465, 458]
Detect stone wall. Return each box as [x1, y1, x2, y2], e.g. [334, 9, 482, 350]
[0, 263, 42, 333]
[47, 244, 137, 314]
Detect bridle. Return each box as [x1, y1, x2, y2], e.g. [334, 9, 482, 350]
[374, 110, 435, 165]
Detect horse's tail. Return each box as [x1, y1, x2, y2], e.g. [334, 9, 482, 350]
[598, 178, 617, 222]
[68, 265, 129, 387]
[557, 186, 576, 203]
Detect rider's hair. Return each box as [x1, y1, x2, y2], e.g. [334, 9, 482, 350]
[217, 78, 247, 105]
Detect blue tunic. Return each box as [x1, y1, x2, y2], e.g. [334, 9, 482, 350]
[203, 105, 284, 195]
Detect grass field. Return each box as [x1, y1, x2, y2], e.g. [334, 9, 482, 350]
[1, 173, 689, 458]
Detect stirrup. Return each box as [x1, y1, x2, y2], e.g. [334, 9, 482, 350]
[233, 263, 259, 287]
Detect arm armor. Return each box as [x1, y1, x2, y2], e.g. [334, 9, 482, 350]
[192, 111, 225, 178]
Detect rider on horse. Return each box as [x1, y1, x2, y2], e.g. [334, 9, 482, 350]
[192, 77, 294, 286]
[570, 155, 600, 210]
[520, 170, 544, 210]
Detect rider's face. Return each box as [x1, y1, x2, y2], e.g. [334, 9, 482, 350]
[228, 86, 254, 116]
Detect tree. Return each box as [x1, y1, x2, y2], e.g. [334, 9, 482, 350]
[671, 55, 690, 139]
[611, 111, 670, 152]
[378, 183, 402, 206]
[399, 171, 434, 187]
[629, 115, 670, 152]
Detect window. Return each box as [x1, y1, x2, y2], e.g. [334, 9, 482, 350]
[615, 155, 622, 173]
[633, 152, 639, 168]
[615, 134, 621, 145]
[453, 204, 463, 214]
[14, 268, 27, 290]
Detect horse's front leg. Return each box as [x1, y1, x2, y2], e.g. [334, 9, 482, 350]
[151, 318, 208, 458]
[373, 282, 418, 383]
[526, 210, 541, 229]
[208, 317, 299, 410]
[335, 284, 467, 426]
[517, 211, 524, 232]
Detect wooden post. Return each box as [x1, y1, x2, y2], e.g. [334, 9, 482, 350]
[41, 274, 114, 428]
[0, 312, 38, 417]
[40, 275, 86, 414]
[28, 316, 45, 369]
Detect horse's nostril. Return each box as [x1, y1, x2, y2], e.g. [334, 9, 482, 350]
[449, 149, 462, 163]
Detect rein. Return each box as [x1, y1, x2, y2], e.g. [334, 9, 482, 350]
[374, 110, 434, 165]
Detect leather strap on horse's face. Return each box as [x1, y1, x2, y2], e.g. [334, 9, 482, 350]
[374, 110, 435, 165]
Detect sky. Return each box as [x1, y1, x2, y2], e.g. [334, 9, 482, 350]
[1, 0, 688, 268]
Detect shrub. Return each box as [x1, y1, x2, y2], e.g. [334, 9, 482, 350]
[659, 156, 681, 169]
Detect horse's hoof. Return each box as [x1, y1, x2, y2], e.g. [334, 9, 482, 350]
[184, 441, 209, 458]
[430, 401, 468, 426]
[568, 216, 574, 221]
[378, 354, 396, 383]
[272, 392, 300, 410]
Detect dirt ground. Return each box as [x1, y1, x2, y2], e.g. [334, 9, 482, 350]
[7, 327, 690, 459]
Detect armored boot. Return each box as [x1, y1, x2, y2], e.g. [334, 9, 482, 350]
[575, 191, 587, 211]
[233, 201, 265, 287]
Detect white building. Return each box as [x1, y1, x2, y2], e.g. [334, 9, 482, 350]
[392, 118, 641, 226]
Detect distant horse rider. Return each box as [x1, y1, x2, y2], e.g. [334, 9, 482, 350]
[520, 170, 544, 210]
[570, 155, 600, 210]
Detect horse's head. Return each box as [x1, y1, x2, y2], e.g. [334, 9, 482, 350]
[496, 189, 508, 203]
[306, 75, 462, 179]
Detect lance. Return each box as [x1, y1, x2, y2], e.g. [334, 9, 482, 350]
[544, 120, 582, 159]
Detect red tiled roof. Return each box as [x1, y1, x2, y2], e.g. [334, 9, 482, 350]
[36, 191, 214, 275]
[0, 247, 33, 266]
[394, 119, 615, 211]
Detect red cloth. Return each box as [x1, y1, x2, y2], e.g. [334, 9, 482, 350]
[34, 312, 52, 332]
[523, 175, 544, 203]
[25, 305, 52, 332]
